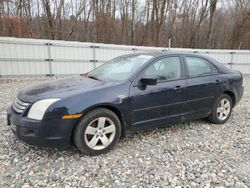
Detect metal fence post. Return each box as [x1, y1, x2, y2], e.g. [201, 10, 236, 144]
[168, 38, 171, 51]
[229, 51, 235, 70]
[93, 45, 96, 68]
[45, 42, 53, 77]
[90, 45, 99, 68]
[132, 48, 137, 53]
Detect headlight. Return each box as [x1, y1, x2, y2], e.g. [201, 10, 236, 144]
[27, 99, 60, 120]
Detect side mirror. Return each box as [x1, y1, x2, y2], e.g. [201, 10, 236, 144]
[140, 77, 157, 86]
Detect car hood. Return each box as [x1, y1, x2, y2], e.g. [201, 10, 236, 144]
[18, 76, 117, 102]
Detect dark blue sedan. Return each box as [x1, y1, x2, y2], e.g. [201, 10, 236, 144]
[7, 53, 244, 155]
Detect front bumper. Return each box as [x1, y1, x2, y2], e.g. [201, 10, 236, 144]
[7, 107, 77, 149]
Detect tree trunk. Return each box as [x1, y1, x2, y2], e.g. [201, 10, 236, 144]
[42, 0, 54, 39]
[206, 0, 217, 48]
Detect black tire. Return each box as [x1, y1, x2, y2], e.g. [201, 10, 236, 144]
[73, 108, 121, 155]
[207, 94, 233, 124]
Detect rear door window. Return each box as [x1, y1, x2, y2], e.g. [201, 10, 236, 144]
[185, 57, 218, 77]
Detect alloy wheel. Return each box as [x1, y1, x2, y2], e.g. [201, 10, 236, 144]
[217, 98, 231, 121]
[84, 117, 116, 150]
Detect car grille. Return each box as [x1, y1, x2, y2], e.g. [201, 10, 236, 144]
[12, 98, 30, 114]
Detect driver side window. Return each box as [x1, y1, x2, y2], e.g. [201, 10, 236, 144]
[143, 57, 181, 81]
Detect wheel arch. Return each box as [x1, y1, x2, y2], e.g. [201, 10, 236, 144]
[87, 105, 127, 136]
[223, 90, 236, 107]
[70, 104, 127, 144]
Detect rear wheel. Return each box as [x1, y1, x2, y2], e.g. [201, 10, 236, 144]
[207, 94, 233, 124]
[73, 108, 121, 155]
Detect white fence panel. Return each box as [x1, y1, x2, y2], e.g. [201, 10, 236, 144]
[50, 41, 94, 74]
[0, 38, 49, 75]
[0, 37, 250, 76]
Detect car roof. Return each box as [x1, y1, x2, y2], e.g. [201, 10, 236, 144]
[131, 51, 208, 58]
[153, 51, 235, 72]
[130, 51, 222, 64]
[126, 51, 232, 73]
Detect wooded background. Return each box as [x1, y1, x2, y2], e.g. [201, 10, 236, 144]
[0, 0, 250, 49]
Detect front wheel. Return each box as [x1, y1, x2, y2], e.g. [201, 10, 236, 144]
[73, 108, 121, 155]
[207, 94, 233, 124]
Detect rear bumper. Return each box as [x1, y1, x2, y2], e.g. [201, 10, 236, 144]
[7, 107, 77, 149]
[235, 86, 244, 106]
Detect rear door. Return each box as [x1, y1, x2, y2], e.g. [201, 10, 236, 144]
[184, 56, 221, 119]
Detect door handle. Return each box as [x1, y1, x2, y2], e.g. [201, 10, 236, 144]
[174, 85, 182, 90]
[216, 79, 221, 84]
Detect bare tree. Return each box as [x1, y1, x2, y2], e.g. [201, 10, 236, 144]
[0, 0, 250, 49]
[206, 0, 217, 48]
[189, 0, 209, 48]
[66, 0, 90, 40]
[42, 0, 54, 39]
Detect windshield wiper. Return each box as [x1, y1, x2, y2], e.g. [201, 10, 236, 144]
[88, 75, 101, 81]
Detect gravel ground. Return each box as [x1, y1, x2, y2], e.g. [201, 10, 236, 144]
[0, 76, 249, 188]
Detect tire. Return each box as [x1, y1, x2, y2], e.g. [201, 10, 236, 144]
[207, 94, 233, 124]
[73, 108, 121, 155]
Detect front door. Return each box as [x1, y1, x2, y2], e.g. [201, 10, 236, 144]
[129, 56, 187, 130]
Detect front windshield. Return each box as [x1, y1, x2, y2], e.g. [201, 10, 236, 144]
[88, 55, 153, 81]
